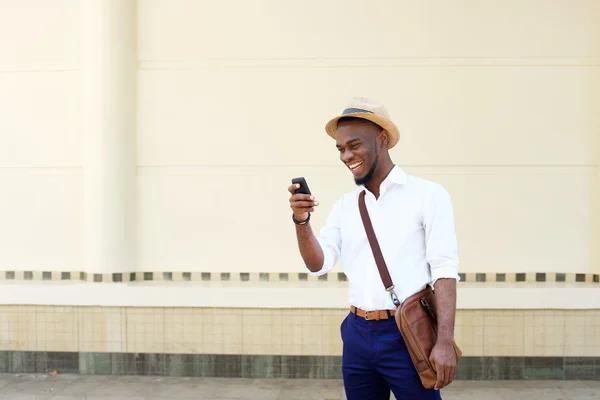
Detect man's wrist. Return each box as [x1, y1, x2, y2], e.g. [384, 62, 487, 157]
[292, 213, 310, 225]
[436, 336, 454, 345]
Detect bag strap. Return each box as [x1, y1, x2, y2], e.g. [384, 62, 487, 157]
[358, 190, 400, 306]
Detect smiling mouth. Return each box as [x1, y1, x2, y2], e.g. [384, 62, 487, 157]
[347, 161, 364, 175]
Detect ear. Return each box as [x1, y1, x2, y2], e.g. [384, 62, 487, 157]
[379, 130, 389, 148]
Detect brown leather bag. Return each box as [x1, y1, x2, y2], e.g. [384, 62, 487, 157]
[358, 190, 462, 389]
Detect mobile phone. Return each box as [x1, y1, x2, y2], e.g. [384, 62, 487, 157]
[291, 177, 311, 195]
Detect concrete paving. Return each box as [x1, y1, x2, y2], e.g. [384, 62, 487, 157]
[0, 373, 598, 399]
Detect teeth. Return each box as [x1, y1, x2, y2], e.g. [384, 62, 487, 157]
[349, 161, 363, 169]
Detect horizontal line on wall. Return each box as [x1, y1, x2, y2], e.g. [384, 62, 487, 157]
[0, 270, 596, 285]
[0, 166, 82, 175]
[2, 58, 598, 73]
[139, 57, 600, 69]
[0, 63, 80, 73]
[137, 165, 597, 176]
[0, 165, 595, 176]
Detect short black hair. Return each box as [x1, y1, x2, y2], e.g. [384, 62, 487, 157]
[337, 116, 383, 131]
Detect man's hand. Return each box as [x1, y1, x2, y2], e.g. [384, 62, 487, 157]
[286, 183, 324, 272]
[288, 183, 319, 223]
[429, 340, 457, 390]
[430, 277, 458, 390]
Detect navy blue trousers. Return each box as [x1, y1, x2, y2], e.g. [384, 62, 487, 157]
[341, 311, 442, 400]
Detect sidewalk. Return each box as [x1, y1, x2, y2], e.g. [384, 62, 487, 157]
[0, 374, 599, 399]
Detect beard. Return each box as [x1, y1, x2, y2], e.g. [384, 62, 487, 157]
[354, 153, 378, 186]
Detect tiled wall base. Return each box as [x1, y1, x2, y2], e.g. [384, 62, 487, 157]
[2, 306, 600, 357]
[1, 351, 599, 380]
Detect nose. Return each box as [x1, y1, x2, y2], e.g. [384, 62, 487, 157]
[340, 149, 353, 163]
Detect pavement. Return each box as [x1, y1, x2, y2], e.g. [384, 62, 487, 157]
[0, 374, 599, 399]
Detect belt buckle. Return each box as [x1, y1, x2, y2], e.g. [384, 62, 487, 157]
[364, 310, 380, 321]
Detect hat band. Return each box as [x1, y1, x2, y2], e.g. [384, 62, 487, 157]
[342, 108, 374, 115]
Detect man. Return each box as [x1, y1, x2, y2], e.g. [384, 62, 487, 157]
[288, 97, 460, 399]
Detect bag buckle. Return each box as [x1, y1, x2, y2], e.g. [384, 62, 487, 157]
[386, 285, 400, 307]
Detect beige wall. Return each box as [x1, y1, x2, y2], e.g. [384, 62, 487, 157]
[0, 0, 82, 271]
[0, 1, 598, 277]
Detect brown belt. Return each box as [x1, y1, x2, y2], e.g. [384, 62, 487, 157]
[350, 306, 395, 321]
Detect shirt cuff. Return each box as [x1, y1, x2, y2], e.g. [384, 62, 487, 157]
[431, 264, 460, 286]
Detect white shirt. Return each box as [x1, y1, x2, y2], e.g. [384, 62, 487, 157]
[309, 165, 460, 311]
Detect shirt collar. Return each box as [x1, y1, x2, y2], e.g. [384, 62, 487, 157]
[354, 164, 407, 192]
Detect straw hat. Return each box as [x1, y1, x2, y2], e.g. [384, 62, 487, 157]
[325, 96, 400, 149]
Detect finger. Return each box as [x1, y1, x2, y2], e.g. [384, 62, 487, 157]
[443, 364, 452, 388]
[291, 200, 319, 208]
[448, 365, 456, 386]
[293, 194, 315, 201]
[288, 194, 315, 204]
[435, 365, 445, 390]
[288, 183, 301, 194]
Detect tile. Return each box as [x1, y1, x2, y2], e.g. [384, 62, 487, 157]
[34, 352, 48, 372]
[0, 351, 9, 372]
[565, 357, 595, 380]
[242, 355, 282, 378]
[456, 356, 484, 380]
[111, 352, 135, 375]
[475, 273, 486, 282]
[536, 273, 546, 282]
[281, 355, 323, 379]
[556, 273, 566, 282]
[165, 354, 198, 377]
[138, 353, 165, 376]
[483, 357, 523, 380]
[112, 273, 122, 283]
[323, 356, 342, 379]
[458, 273, 466, 282]
[523, 357, 564, 380]
[183, 272, 191, 281]
[46, 351, 79, 374]
[203, 354, 242, 377]
[495, 273, 506, 282]
[595, 358, 600, 380]
[80, 352, 112, 375]
[10, 351, 36, 373]
[576, 274, 586, 282]
[516, 273, 526, 282]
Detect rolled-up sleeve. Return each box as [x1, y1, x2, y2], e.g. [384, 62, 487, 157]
[423, 184, 460, 284]
[309, 199, 342, 276]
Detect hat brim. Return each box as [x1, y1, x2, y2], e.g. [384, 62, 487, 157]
[325, 112, 400, 149]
